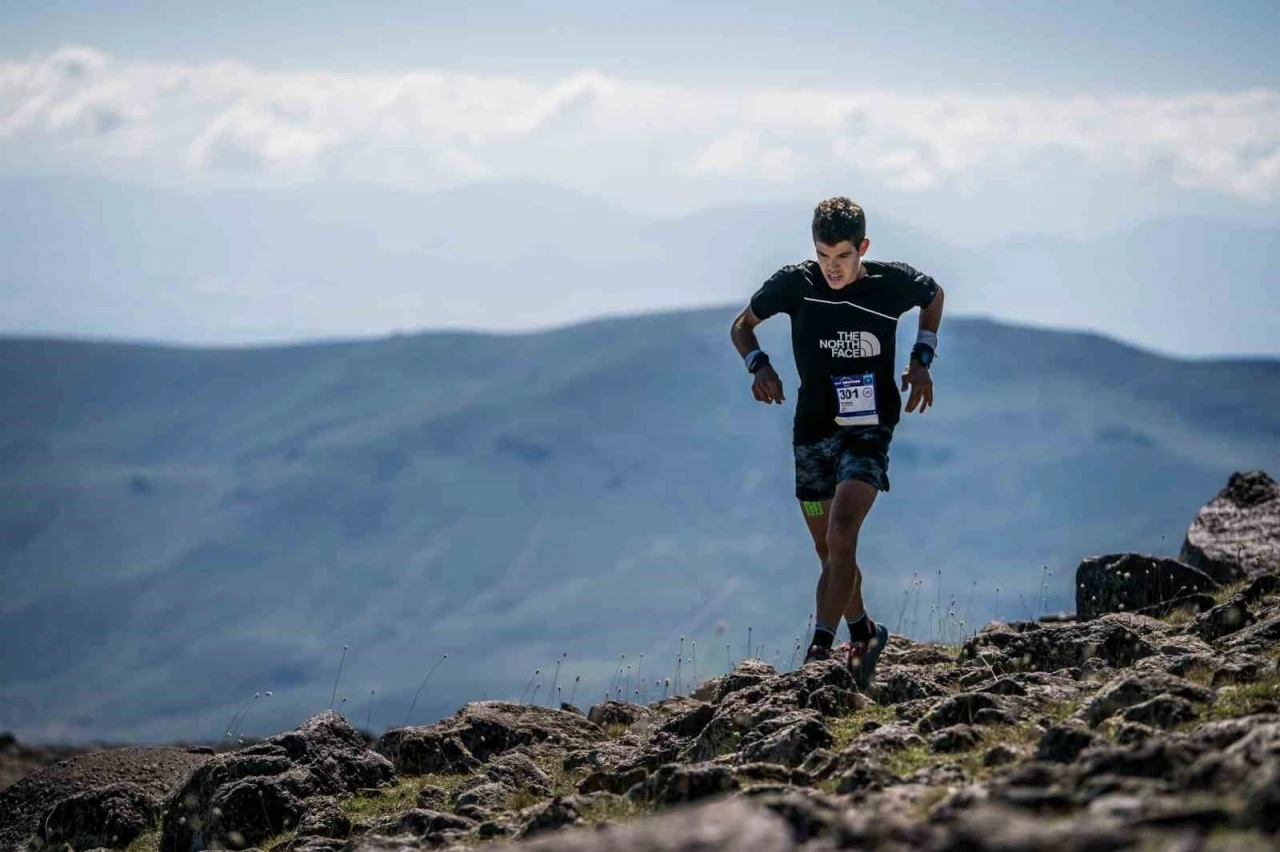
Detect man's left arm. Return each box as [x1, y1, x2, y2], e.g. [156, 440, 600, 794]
[901, 285, 944, 413]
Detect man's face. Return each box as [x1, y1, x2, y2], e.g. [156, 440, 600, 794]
[815, 239, 868, 287]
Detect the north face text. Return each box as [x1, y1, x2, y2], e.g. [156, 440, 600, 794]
[819, 331, 881, 358]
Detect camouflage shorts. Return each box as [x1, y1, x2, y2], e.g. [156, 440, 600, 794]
[794, 424, 895, 501]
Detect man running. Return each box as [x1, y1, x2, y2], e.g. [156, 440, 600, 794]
[729, 197, 945, 687]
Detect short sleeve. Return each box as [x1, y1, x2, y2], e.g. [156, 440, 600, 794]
[885, 262, 939, 314]
[749, 265, 806, 320]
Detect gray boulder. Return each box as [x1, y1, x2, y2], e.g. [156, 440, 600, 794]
[160, 711, 394, 851]
[376, 701, 604, 776]
[516, 796, 796, 851]
[1076, 553, 1219, 620]
[42, 782, 159, 849]
[0, 745, 211, 852]
[1181, 470, 1280, 583]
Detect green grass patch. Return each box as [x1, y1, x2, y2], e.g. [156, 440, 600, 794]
[531, 754, 592, 797]
[340, 772, 472, 822]
[1179, 661, 1216, 686]
[1211, 581, 1250, 605]
[578, 793, 651, 827]
[827, 703, 897, 751]
[604, 722, 630, 739]
[262, 829, 297, 851]
[505, 785, 545, 812]
[125, 830, 161, 852]
[1208, 670, 1280, 720]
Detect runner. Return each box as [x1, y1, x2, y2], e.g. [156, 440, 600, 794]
[730, 197, 945, 688]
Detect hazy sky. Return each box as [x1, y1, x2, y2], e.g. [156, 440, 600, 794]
[1, 1, 1278, 352]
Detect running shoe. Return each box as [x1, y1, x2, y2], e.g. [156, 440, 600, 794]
[803, 644, 833, 666]
[852, 622, 891, 689]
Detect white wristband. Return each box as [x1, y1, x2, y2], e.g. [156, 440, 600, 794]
[916, 330, 938, 352]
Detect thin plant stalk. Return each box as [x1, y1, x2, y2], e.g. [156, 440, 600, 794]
[329, 645, 348, 711]
[520, 669, 541, 704]
[404, 653, 448, 725]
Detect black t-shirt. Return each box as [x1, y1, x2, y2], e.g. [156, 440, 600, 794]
[750, 259, 939, 444]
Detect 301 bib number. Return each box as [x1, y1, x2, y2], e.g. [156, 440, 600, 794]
[833, 373, 879, 426]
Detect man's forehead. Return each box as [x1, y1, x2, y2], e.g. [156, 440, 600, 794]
[815, 241, 857, 254]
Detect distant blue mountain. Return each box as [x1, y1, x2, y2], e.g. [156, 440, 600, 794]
[1, 309, 1277, 745]
[2, 176, 1272, 355]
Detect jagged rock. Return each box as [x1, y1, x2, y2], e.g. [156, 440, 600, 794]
[351, 807, 476, 841]
[733, 762, 807, 785]
[563, 740, 641, 774]
[284, 838, 345, 852]
[627, 762, 738, 806]
[1120, 694, 1198, 729]
[980, 677, 1029, 697]
[870, 670, 949, 705]
[961, 616, 1160, 675]
[677, 686, 799, 763]
[657, 702, 714, 738]
[1036, 724, 1097, 763]
[516, 796, 795, 851]
[802, 684, 860, 717]
[0, 745, 211, 852]
[833, 759, 897, 795]
[797, 748, 836, 781]
[483, 751, 552, 795]
[692, 660, 779, 705]
[414, 786, 447, 809]
[453, 781, 508, 810]
[376, 701, 604, 775]
[41, 781, 159, 849]
[1191, 598, 1255, 640]
[1182, 721, 1280, 793]
[160, 711, 394, 852]
[294, 795, 351, 840]
[737, 710, 832, 767]
[586, 700, 653, 729]
[1067, 737, 1204, 785]
[928, 724, 984, 754]
[1112, 722, 1159, 746]
[1242, 761, 1280, 832]
[576, 764, 648, 795]
[1076, 553, 1220, 620]
[983, 744, 1022, 767]
[1181, 470, 1280, 583]
[1081, 673, 1212, 727]
[515, 797, 581, 839]
[916, 693, 1002, 733]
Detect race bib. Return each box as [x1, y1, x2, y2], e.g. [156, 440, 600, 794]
[833, 373, 879, 426]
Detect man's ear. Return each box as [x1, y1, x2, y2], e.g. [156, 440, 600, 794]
[859, 237, 870, 256]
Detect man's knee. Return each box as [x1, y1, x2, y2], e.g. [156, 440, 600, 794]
[825, 516, 860, 555]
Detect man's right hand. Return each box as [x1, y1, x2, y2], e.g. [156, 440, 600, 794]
[752, 365, 785, 404]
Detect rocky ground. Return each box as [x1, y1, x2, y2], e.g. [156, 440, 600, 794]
[3, 471, 1278, 852]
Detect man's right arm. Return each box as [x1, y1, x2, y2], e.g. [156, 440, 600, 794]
[730, 305, 785, 404]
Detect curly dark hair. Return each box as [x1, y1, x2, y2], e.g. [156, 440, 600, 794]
[811, 197, 866, 247]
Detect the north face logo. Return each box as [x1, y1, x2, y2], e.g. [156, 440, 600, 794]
[819, 331, 881, 358]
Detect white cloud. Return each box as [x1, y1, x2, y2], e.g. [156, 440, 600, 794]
[1, 46, 1278, 203]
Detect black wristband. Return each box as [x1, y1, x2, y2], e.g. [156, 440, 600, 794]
[910, 343, 935, 367]
[747, 351, 771, 374]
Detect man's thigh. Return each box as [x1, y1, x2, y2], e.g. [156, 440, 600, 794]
[829, 477, 879, 539]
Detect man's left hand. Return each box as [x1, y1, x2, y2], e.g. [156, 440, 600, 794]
[900, 362, 933, 413]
